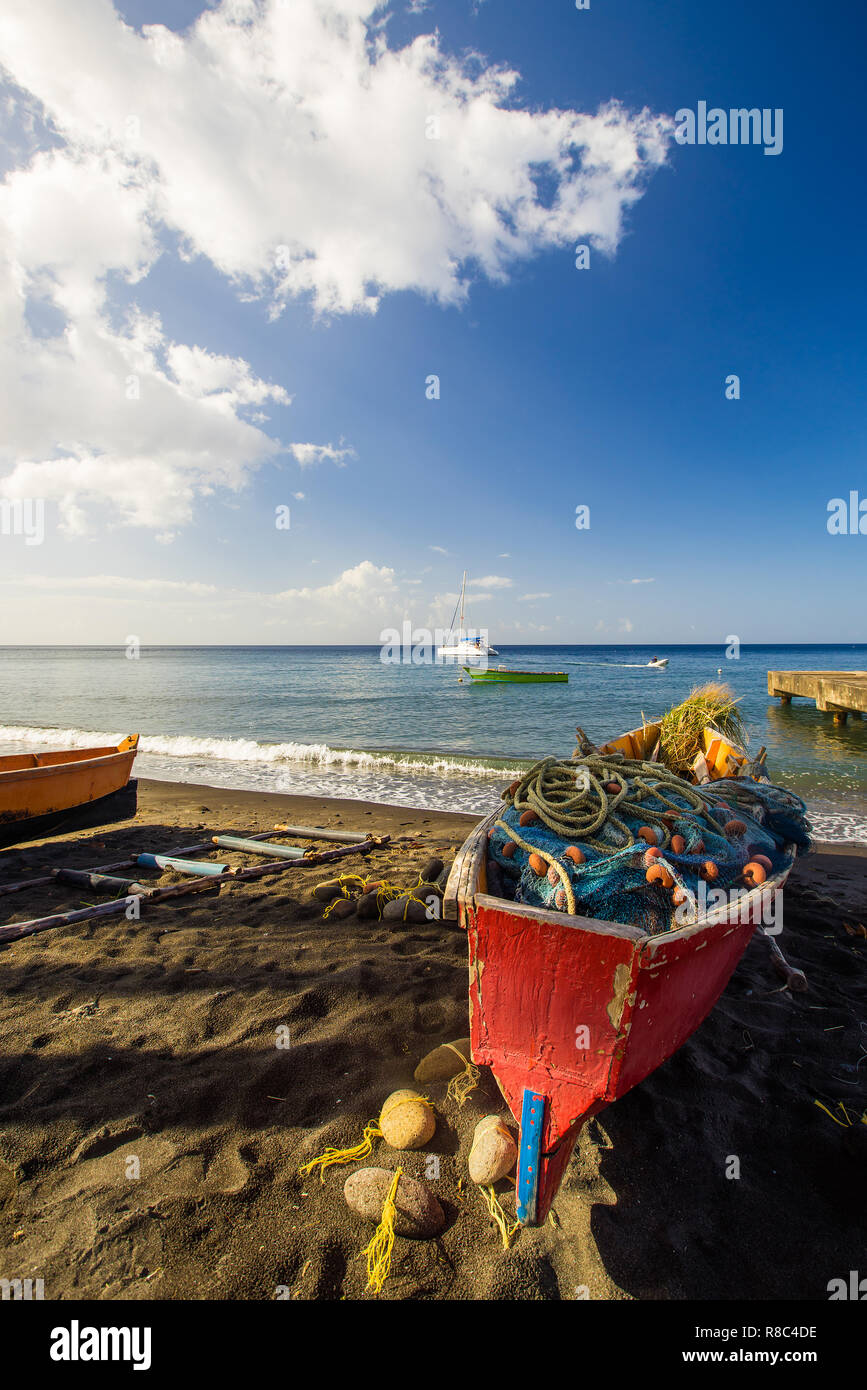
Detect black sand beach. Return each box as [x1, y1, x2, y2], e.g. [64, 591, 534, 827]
[0, 778, 865, 1300]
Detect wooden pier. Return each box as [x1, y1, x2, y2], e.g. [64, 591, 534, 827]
[768, 671, 867, 723]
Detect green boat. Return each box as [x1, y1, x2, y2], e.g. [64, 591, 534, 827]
[462, 666, 568, 683]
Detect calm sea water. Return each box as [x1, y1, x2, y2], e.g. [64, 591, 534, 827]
[1, 645, 865, 841]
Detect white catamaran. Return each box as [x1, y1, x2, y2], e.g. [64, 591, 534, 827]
[438, 571, 499, 662]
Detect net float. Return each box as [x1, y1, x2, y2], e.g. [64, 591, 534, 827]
[672, 886, 689, 906]
[646, 863, 674, 889]
[700, 860, 719, 882]
[564, 846, 585, 865]
[670, 834, 685, 854]
[643, 846, 663, 867]
[750, 853, 773, 872]
[554, 888, 567, 910]
[547, 865, 561, 887]
[691, 839, 705, 854]
[528, 853, 547, 876]
[724, 820, 747, 837]
[519, 810, 538, 827]
[507, 781, 520, 797]
[501, 841, 516, 859]
[637, 826, 659, 846]
[742, 861, 767, 887]
[604, 782, 621, 795]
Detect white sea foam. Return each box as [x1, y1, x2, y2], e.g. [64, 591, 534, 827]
[1, 724, 863, 840]
[0, 724, 525, 780]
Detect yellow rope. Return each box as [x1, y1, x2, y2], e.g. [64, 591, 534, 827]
[364, 1167, 402, 1294]
[319, 873, 374, 917]
[480, 1185, 520, 1250]
[298, 1122, 382, 1181]
[317, 873, 430, 921]
[494, 818, 577, 914]
[814, 1099, 867, 1128]
[443, 1042, 480, 1106]
[298, 1095, 435, 1181]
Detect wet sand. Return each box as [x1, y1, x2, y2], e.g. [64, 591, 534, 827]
[0, 778, 865, 1300]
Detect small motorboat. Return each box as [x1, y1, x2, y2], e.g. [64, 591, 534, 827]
[647, 656, 669, 668]
[462, 667, 568, 684]
[444, 718, 803, 1224]
[0, 736, 139, 847]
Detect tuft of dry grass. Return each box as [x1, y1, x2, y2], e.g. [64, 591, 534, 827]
[657, 682, 746, 776]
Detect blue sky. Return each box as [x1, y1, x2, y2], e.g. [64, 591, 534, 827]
[0, 0, 865, 643]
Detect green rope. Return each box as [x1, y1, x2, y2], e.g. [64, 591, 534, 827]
[502, 754, 723, 856]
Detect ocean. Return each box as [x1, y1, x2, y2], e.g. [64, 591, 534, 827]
[1, 644, 865, 842]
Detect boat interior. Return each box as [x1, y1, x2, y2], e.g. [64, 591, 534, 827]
[0, 736, 138, 775]
[596, 722, 751, 781]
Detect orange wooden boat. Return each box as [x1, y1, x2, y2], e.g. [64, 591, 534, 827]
[0, 736, 139, 847]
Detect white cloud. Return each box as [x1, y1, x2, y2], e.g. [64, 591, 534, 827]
[272, 559, 396, 608]
[518, 592, 551, 601]
[0, 2, 670, 316]
[613, 577, 656, 585]
[0, 0, 670, 534]
[618, 618, 633, 633]
[6, 573, 218, 595]
[288, 442, 355, 468]
[428, 545, 450, 555]
[468, 574, 512, 588]
[292, 491, 305, 500]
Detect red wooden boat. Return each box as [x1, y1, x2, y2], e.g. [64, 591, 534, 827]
[443, 721, 795, 1225]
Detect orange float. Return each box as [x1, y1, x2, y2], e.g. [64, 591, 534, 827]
[742, 861, 767, 887]
[646, 863, 674, 889]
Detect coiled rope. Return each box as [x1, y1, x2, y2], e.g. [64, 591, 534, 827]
[501, 754, 725, 856]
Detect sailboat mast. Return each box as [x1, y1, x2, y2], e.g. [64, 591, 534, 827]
[459, 570, 466, 630]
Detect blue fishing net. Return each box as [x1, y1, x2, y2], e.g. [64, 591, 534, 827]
[487, 757, 812, 936]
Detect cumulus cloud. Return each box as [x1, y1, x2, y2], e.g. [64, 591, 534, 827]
[0, 0, 671, 533]
[0, 0, 669, 314]
[518, 592, 551, 601]
[272, 559, 396, 607]
[468, 574, 512, 588]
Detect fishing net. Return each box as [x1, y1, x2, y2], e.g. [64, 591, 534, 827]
[487, 754, 812, 936]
